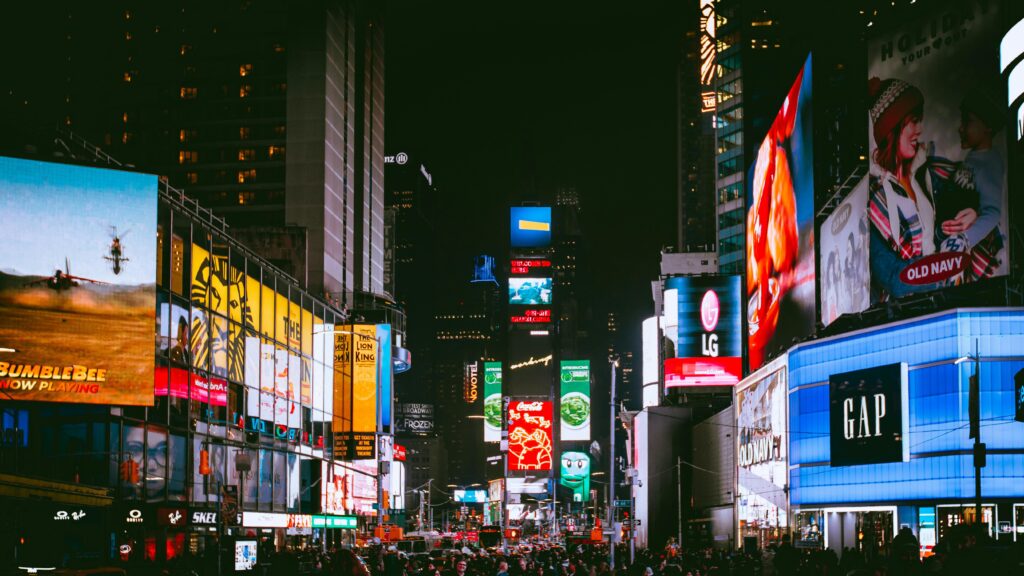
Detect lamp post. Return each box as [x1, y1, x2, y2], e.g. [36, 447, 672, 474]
[608, 354, 619, 570]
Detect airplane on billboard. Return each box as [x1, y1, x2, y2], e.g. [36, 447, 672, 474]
[25, 258, 107, 292]
[104, 226, 131, 275]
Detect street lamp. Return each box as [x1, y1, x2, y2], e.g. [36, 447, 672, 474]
[607, 354, 620, 570]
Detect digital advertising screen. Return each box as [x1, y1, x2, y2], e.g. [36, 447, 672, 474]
[508, 277, 552, 305]
[507, 400, 554, 471]
[506, 332, 554, 396]
[333, 324, 378, 434]
[510, 308, 551, 324]
[483, 362, 502, 443]
[746, 54, 816, 371]
[454, 489, 488, 503]
[559, 451, 591, 502]
[664, 276, 742, 387]
[0, 157, 157, 406]
[829, 363, 909, 467]
[510, 258, 552, 276]
[559, 360, 591, 441]
[235, 540, 258, 571]
[510, 206, 552, 248]
[863, 1, 1009, 302]
[736, 365, 788, 531]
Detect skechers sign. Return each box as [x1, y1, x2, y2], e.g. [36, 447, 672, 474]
[829, 363, 909, 467]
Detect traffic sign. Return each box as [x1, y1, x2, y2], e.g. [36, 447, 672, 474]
[614, 500, 631, 507]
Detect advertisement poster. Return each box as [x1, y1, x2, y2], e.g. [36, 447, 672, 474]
[506, 332, 554, 396]
[746, 55, 816, 371]
[559, 360, 591, 441]
[508, 400, 553, 471]
[0, 157, 157, 405]
[510, 206, 552, 248]
[829, 363, 909, 467]
[509, 278, 553, 305]
[397, 402, 434, 435]
[484, 363, 502, 442]
[736, 366, 788, 532]
[235, 540, 258, 571]
[664, 276, 742, 387]
[819, 176, 871, 326]
[333, 324, 378, 435]
[559, 451, 591, 502]
[866, 1, 1008, 300]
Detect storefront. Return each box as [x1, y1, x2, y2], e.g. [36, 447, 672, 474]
[788, 309, 1024, 557]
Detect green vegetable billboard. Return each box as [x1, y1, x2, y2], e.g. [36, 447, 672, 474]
[560, 360, 591, 441]
[484, 361, 502, 442]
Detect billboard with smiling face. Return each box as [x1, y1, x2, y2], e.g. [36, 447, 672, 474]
[0, 157, 157, 405]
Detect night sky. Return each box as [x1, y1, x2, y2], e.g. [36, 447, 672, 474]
[387, 2, 688, 344]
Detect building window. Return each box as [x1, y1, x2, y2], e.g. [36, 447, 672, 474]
[274, 82, 287, 94]
[179, 128, 198, 142]
[238, 148, 255, 161]
[121, 132, 132, 144]
[273, 125, 285, 136]
[180, 86, 198, 99]
[268, 146, 285, 160]
[178, 150, 198, 164]
[237, 169, 256, 184]
[124, 32, 132, 41]
[239, 127, 251, 140]
[238, 191, 255, 205]
[272, 43, 285, 53]
[239, 84, 251, 98]
[185, 172, 198, 184]
[180, 44, 192, 56]
[123, 72, 133, 83]
[239, 64, 252, 77]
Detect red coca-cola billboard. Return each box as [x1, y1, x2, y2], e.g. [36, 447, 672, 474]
[507, 400, 553, 471]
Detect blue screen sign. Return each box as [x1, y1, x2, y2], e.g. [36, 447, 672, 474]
[510, 207, 552, 248]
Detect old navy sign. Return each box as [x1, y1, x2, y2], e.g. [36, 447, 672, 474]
[829, 363, 909, 467]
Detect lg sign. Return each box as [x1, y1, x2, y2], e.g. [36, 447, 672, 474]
[700, 289, 720, 356]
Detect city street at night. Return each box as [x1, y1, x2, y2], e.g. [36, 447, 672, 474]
[2, 0, 1024, 574]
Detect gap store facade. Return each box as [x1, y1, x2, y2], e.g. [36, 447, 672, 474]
[788, 308, 1024, 555]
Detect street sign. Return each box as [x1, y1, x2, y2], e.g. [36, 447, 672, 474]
[614, 499, 631, 507]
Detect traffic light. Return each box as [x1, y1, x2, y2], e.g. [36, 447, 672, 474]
[199, 449, 211, 475]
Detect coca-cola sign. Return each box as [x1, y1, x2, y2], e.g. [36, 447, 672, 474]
[898, 252, 967, 286]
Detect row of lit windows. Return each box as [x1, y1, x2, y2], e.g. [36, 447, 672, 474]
[181, 126, 287, 143]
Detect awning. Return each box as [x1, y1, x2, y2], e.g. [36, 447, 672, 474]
[0, 473, 114, 507]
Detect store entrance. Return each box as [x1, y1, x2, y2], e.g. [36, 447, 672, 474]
[825, 509, 895, 560]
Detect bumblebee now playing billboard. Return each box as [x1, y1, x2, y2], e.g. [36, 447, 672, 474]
[664, 276, 742, 388]
[851, 1, 1009, 308]
[0, 157, 158, 405]
[746, 54, 816, 371]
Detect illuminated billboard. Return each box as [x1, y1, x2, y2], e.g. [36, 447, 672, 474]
[510, 207, 552, 248]
[0, 157, 157, 405]
[819, 176, 870, 327]
[332, 324, 381, 450]
[483, 362, 502, 443]
[509, 277, 552, 305]
[736, 361, 788, 535]
[508, 400, 553, 471]
[847, 1, 1010, 308]
[829, 363, 909, 467]
[664, 276, 742, 387]
[510, 308, 551, 324]
[559, 451, 591, 502]
[506, 331, 554, 396]
[746, 54, 816, 371]
[559, 360, 591, 441]
[454, 489, 487, 503]
[510, 258, 552, 276]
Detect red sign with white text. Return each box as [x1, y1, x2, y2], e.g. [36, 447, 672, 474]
[394, 444, 406, 462]
[155, 366, 227, 406]
[510, 259, 552, 275]
[507, 401, 553, 471]
[664, 357, 741, 388]
[510, 309, 551, 324]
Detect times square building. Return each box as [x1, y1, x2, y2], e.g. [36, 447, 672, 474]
[0, 160, 400, 566]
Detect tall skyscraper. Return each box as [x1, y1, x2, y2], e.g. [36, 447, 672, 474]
[3, 0, 388, 306]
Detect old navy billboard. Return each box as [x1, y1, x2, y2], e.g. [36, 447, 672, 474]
[820, 1, 1010, 328]
[746, 54, 816, 371]
[0, 157, 158, 405]
[664, 276, 742, 388]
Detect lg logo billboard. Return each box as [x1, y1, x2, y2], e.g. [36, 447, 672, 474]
[700, 289, 720, 357]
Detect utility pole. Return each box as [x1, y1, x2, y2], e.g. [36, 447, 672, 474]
[677, 456, 683, 551]
[969, 339, 985, 533]
[608, 355, 619, 571]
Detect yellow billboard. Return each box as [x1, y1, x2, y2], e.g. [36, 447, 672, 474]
[332, 324, 378, 436]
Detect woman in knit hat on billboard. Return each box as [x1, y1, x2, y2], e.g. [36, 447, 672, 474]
[866, 77, 973, 299]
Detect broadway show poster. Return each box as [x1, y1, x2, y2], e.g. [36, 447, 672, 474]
[866, 1, 1008, 300]
[819, 176, 871, 327]
[746, 54, 816, 371]
[0, 157, 157, 405]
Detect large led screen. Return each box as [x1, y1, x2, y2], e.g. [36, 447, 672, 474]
[664, 276, 742, 387]
[509, 277, 552, 305]
[506, 331, 554, 396]
[856, 1, 1009, 306]
[0, 157, 157, 405]
[746, 54, 816, 371]
[736, 366, 788, 533]
[483, 362, 502, 443]
[510, 207, 552, 248]
[508, 400, 553, 471]
[559, 360, 591, 441]
[559, 451, 591, 502]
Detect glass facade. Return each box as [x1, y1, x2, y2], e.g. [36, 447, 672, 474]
[789, 309, 1024, 506]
